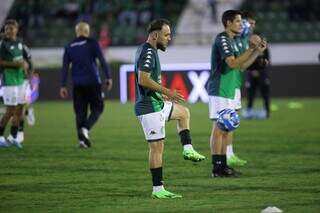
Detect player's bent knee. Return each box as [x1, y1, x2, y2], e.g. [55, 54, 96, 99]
[181, 106, 190, 119]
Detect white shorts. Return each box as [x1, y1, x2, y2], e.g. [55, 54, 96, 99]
[2, 84, 27, 106]
[208, 89, 241, 120]
[137, 101, 173, 142]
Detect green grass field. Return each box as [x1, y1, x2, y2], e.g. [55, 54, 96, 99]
[1, 99, 319, 213]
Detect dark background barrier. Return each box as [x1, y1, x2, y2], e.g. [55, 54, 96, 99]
[37, 64, 320, 101]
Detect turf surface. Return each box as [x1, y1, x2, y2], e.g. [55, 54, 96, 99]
[1, 99, 319, 212]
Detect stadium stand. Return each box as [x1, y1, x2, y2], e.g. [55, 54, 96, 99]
[241, 0, 320, 42]
[4, 0, 186, 47]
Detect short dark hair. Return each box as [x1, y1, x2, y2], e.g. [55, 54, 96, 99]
[147, 18, 170, 34]
[242, 11, 255, 20]
[4, 19, 19, 28]
[222, 10, 242, 28]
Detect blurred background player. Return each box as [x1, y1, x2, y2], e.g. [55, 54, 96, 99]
[7, 42, 37, 143]
[242, 11, 271, 119]
[207, 10, 267, 177]
[134, 19, 205, 198]
[0, 19, 29, 148]
[60, 22, 112, 148]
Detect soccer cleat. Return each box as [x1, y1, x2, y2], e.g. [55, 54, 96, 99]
[26, 108, 35, 126]
[151, 189, 182, 199]
[227, 155, 247, 167]
[8, 132, 24, 144]
[80, 128, 91, 148]
[11, 139, 23, 149]
[79, 141, 89, 149]
[183, 148, 206, 162]
[0, 136, 10, 148]
[212, 167, 239, 178]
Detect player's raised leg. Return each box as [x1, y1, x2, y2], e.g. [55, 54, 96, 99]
[170, 104, 205, 162]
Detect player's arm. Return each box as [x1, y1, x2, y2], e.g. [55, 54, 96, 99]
[60, 47, 70, 98]
[225, 48, 256, 69]
[264, 47, 270, 66]
[0, 58, 27, 69]
[22, 44, 34, 77]
[138, 71, 184, 103]
[223, 34, 262, 70]
[239, 39, 267, 71]
[93, 40, 112, 91]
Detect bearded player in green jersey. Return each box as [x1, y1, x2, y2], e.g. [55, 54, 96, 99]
[134, 19, 205, 198]
[0, 20, 29, 148]
[207, 10, 267, 177]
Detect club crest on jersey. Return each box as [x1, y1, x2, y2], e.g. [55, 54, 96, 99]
[18, 43, 23, 50]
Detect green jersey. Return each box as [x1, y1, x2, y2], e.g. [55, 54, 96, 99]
[207, 32, 242, 99]
[0, 38, 25, 86]
[134, 43, 164, 116]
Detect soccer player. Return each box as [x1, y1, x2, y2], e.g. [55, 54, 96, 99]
[243, 12, 271, 119]
[0, 20, 29, 148]
[7, 43, 35, 143]
[134, 19, 205, 199]
[60, 22, 112, 148]
[207, 10, 267, 177]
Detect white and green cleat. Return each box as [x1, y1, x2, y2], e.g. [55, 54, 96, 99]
[151, 189, 182, 199]
[183, 149, 206, 162]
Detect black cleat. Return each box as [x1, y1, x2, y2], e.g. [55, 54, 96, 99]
[212, 167, 239, 178]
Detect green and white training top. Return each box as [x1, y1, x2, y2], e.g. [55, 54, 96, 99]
[207, 32, 243, 99]
[134, 43, 164, 116]
[0, 38, 25, 86]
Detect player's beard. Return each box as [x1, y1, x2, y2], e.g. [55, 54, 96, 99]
[156, 42, 166, 51]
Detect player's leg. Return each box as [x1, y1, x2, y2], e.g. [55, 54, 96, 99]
[246, 73, 258, 118]
[259, 75, 271, 118]
[226, 89, 247, 167]
[0, 105, 15, 147]
[72, 86, 89, 148]
[0, 86, 20, 147]
[12, 82, 29, 143]
[166, 102, 205, 162]
[25, 106, 35, 125]
[138, 110, 182, 198]
[209, 96, 238, 177]
[85, 84, 104, 139]
[10, 104, 24, 148]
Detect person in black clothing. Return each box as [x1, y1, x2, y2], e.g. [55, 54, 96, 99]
[243, 12, 271, 118]
[246, 43, 270, 118]
[60, 22, 112, 148]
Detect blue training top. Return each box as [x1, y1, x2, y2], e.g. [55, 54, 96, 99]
[61, 36, 110, 87]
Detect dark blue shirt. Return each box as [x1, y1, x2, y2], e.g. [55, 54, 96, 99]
[61, 36, 110, 87]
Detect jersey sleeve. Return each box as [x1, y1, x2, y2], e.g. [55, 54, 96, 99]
[216, 35, 234, 60]
[60, 47, 70, 87]
[138, 49, 155, 73]
[93, 39, 111, 79]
